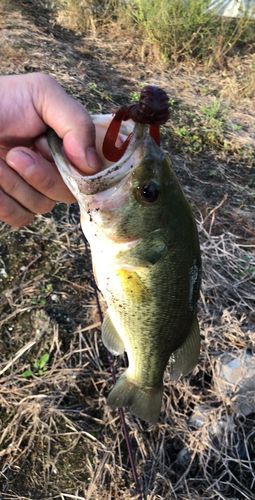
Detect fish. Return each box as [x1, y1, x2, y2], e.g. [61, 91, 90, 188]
[48, 115, 201, 424]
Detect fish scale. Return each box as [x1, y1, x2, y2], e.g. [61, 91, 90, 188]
[48, 116, 201, 424]
[104, 262, 195, 388]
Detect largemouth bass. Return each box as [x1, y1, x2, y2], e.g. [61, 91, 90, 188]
[48, 115, 201, 424]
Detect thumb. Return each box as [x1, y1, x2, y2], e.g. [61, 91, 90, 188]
[33, 73, 102, 173]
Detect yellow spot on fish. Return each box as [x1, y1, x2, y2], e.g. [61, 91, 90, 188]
[116, 270, 151, 303]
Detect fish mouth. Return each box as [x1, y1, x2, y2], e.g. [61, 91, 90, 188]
[48, 117, 147, 196]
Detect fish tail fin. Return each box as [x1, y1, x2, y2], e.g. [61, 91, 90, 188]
[107, 371, 163, 424]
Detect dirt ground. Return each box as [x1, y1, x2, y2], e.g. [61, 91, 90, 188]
[0, 0, 255, 499]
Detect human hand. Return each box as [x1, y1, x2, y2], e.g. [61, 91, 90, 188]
[0, 72, 101, 226]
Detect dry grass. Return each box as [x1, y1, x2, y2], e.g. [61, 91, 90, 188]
[0, 208, 254, 499]
[52, 0, 255, 67]
[0, 0, 255, 499]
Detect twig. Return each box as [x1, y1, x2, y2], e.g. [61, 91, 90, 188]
[0, 339, 37, 376]
[203, 193, 228, 235]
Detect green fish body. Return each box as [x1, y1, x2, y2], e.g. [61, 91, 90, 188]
[48, 116, 201, 424]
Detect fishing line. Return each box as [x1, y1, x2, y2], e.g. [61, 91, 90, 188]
[78, 211, 142, 500]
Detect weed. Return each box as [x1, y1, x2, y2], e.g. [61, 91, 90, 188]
[236, 255, 255, 281]
[170, 98, 231, 154]
[87, 82, 111, 101]
[122, 0, 255, 64]
[22, 353, 50, 377]
[130, 91, 140, 102]
[201, 86, 214, 93]
[53, 0, 255, 65]
[233, 124, 242, 131]
[88, 82, 98, 92]
[201, 97, 229, 122]
[32, 283, 53, 305]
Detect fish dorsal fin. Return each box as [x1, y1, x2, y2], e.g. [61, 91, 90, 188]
[102, 311, 125, 355]
[169, 316, 200, 380]
[116, 270, 151, 303]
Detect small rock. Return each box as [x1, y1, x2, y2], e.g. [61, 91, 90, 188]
[214, 351, 255, 416]
[176, 446, 191, 467]
[189, 405, 207, 428]
[0, 267, 8, 278]
[51, 294, 59, 302]
[189, 404, 235, 440]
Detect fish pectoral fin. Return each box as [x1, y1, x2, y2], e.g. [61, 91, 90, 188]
[107, 370, 163, 424]
[116, 270, 151, 303]
[115, 230, 168, 269]
[102, 311, 125, 355]
[169, 316, 200, 380]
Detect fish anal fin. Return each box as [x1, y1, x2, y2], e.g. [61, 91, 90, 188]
[107, 370, 163, 424]
[116, 270, 151, 303]
[170, 316, 200, 380]
[102, 311, 125, 355]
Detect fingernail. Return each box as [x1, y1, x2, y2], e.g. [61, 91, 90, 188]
[86, 147, 101, 171]
[7, 150, 35, 177]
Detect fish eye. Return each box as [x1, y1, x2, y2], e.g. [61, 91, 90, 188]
[135, 181, 160, 204]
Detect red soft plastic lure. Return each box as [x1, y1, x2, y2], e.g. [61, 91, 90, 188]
[102, 85, 170, 162]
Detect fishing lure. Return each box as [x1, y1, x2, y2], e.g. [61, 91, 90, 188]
[102, 85, 170, 162]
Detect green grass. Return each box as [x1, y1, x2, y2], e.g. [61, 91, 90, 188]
[22, 352, 50, 377]
[124, 0, 255, 64]
[54, 0, 255, 65]
[169, 97, 232, 154]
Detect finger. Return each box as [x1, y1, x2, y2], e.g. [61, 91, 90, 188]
[36, 133, 102, 177]
[6, 148, 76, 204]
[0, 147, 8, 161]
[31, 73, 102, 173]
[34, 135, 54, 161]
[0, 188, 35, 227]
[0, 158, 57, 214]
